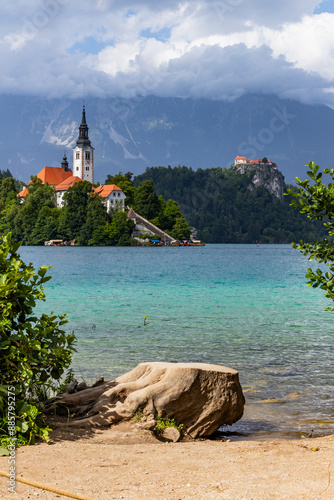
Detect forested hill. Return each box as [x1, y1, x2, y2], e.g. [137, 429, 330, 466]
[0, 170, 192, 246]
[134, 165, 326, 244]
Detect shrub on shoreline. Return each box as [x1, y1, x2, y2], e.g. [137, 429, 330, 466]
[0, 233, 76, 453]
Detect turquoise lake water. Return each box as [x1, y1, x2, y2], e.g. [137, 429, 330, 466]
[19, 244, 334, 439]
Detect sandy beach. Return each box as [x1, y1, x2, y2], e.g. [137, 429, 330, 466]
[1, 421, 333, 500]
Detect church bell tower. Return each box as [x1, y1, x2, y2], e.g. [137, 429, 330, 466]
[73, 106, 94, 183]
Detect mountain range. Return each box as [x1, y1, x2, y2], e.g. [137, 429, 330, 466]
[1, 93, 334, 184]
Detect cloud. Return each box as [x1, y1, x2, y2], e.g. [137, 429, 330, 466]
[141, 44, 329, 103]
[258, 13, 334, 81]
[0, 0, 333, 105]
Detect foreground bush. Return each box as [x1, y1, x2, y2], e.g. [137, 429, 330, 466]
[0, 233, 76, 453]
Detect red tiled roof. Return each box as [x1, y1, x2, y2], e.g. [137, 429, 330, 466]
[93, 184, 122, 198]
[17, 187, 29, 198]
[55, 176, 83, 191]
[29, 167, 73, 186]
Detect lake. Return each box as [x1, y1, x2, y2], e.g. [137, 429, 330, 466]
[19, 244, 334, 439]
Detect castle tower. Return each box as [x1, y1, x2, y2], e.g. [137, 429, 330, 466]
[73, 106, 94, 183]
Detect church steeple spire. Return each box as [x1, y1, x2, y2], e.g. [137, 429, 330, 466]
[81, 105, 87, 125]
[76, 105, 91, 147]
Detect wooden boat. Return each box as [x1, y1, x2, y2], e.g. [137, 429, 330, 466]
[170, 240, 206, 247]
[44, 239, 74, 246]
[44, 239, 65, 246]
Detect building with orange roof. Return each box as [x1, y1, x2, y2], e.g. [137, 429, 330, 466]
[234, 156, 249, 164]
[32, 165, 73, 186]
[30, 153, 72, 185]
[93, 183, 126, 212]
[20, 107, 94, 196]
[18, 154, 73, 200]
[17, 187, 29, 201]
[55, 176, 83, 207]
[234, 156, 277, 168]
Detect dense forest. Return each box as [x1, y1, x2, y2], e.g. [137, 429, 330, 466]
[0, 164, 327, 245]
[134, 165, 327, 243]
[0, 170, 191, 246]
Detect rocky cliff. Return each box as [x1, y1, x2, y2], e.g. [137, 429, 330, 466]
[234, 162, 285, 201]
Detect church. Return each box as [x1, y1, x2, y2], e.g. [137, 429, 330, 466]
[72, 105, 94, 183]
[18, 107, 126, 211]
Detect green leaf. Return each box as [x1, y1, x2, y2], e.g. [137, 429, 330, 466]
[0, 446, 9, 456]
[25, 405, 38, 420]
[15, 421, 29, 433]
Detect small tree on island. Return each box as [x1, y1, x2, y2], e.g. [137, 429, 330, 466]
[0, 233, 76, 453]
[287, 161, 334, 309]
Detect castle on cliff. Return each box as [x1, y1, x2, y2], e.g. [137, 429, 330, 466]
[234, 156, 277, 169]
[233, 155, 284, 200]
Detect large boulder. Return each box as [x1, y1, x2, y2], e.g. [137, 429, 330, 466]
[47, 362, 245, 438]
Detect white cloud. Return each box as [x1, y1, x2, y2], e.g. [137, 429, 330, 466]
[94, 42, 141, 76]
[259, 13, 334, 80]
[156, 44, 329, 103]
[0, 0, 333, 104]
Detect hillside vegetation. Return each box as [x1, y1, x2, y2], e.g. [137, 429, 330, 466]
[0, 165, 327, 245]
[134, 165, 326, 243]
[0, 170, 191, 245]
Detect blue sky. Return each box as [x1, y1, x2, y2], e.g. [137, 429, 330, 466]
[315, 0, 334, 13]
[0, 0, 334, 105]
[68, 36, 111, 56]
